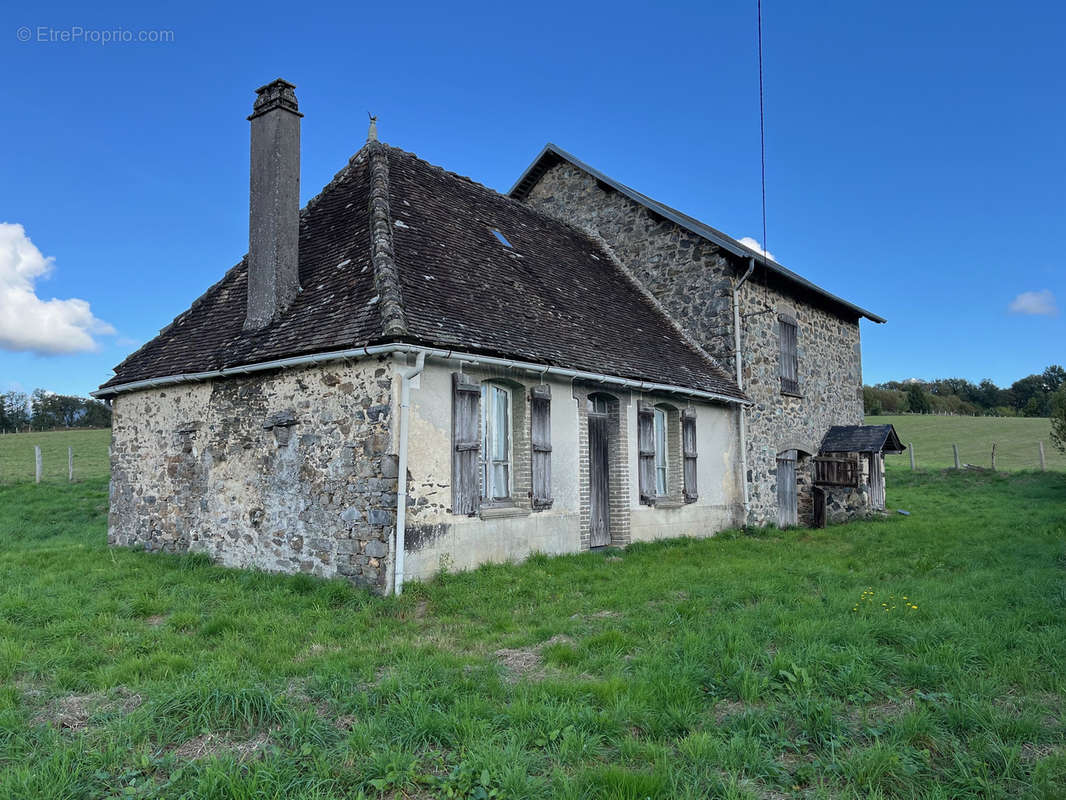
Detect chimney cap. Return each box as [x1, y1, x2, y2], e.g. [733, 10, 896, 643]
[248, 78, 303, 120]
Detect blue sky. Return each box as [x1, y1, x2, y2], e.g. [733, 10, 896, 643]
[1, 0, 1062, 397]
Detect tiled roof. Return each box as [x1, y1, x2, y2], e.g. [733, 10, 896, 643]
[99, 143, 746, 402]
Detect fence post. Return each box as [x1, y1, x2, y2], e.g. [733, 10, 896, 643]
[68, 447, 74, 482]
[35, 446, 42, 484]
[953, 443, 961, 470]
[1039, 441, 1046, 472]
[991, 442, 996, 471]
[909, 443, 916, 471]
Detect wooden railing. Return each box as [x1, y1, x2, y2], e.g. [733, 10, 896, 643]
[813, 455, 859, 487]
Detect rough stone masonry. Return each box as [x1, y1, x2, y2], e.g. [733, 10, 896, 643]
[108, 357, 398, 590]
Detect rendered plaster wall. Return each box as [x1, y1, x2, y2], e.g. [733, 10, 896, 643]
[401, 362, 745, 581]
[626, 395, 744, 542]
[107, 357, 397, 591]
[401, 362, 582, 581]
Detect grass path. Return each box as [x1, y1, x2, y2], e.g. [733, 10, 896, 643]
[0, 470, 1064, 798]
[868, 414, 1064, 472]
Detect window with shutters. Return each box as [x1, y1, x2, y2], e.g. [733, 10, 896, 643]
[779, 316, 800, 395]
[481, 383, 512, 503]
[639, 402, 678, 504]
[530, 385, 552, 509]
[682, 409, 698, 502]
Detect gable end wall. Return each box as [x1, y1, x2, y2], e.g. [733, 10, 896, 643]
[107, 357, 399, 591]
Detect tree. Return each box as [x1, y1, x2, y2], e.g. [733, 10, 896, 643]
[1051, 387, 1066, 455]
[906, 384, 931, 414]
[0, 391, 30, 432]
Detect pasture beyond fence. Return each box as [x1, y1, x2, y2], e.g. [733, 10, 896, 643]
[869, 414, 1064, 472]
[0, 429, 111, 485]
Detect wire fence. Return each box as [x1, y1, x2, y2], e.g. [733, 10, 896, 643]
[888, 440, 1060, 472]
[0, 430, 111, 485]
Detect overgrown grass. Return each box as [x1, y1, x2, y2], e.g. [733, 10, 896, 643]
[868, 414, 1064, 472]
[0, 428, 111, 484]
[0, 471, 1064, 798]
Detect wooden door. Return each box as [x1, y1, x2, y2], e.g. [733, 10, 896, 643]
[776, 450, 797, 528]
[869, 453, 885, 510]
[588, 410, 611, 547]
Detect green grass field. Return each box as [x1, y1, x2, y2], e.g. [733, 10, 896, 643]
[1, 470, 1064, 798]
[867, 414, 1064, 472]
[0, 429, 111, 485]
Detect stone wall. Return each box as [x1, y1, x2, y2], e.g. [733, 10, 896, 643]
[524, 162, 865, 527]
[108, 357, 398, 592]
[740, 278, 864, 524]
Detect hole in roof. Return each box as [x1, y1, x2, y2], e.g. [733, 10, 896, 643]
[490, 228, 514, 249]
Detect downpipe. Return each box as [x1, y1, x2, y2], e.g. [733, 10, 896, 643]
[734, 257, 756, 522]
[393, 350, 426, 596]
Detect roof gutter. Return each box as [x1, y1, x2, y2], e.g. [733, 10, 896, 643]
[92, 343, 751, 406]
[392, 350, 426, 596]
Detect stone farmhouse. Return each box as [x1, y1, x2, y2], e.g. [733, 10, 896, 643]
[95, 80, 894, 594]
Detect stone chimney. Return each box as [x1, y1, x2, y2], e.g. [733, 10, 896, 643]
[245, 79, 302, 331]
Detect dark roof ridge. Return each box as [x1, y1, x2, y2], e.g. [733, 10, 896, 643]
[376, 141, 605, 235]
[366, 142, 408, 337]
[581, 228, 740, 391]
[510, 143, 886, 324]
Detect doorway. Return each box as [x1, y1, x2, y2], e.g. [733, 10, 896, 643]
[588, 395, 611, 547]
[776, 449, 798, 528]
[869, 453, 885, 510]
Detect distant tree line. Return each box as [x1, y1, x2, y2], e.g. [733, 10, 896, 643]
[864, 365, 1066, 418]
[0, 389, 111, 432]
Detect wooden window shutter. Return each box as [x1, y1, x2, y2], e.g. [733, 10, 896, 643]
[452, 372, 481, 515]
[530, 385, 553, 509]
[637, 402, 655, 504]
[682, 409, 698, 502]
[779, 318, 799, 394]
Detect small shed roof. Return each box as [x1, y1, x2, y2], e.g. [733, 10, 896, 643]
[819, 425, 905, 454]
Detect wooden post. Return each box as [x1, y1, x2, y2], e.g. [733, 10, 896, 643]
[909, 443, 916, 471]
[34, 446, 42, 484]
[991, 442, 996, 471]
[953, 443, 961, 470]
[1039, 441, 1046, 472]
[68, 447, 74, 482]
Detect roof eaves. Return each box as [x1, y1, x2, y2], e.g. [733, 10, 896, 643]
[510, 143, 886, 325]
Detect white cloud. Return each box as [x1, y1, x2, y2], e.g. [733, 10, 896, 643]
[0, 223, 115, 355]
[1008, 289, 1058, 316]
[738, 236, 775, 262]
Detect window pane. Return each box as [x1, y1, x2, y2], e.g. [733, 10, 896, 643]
[492, 463, 509, 499]
[653, 408, 667, 494]
[494, 387, 509, 460]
